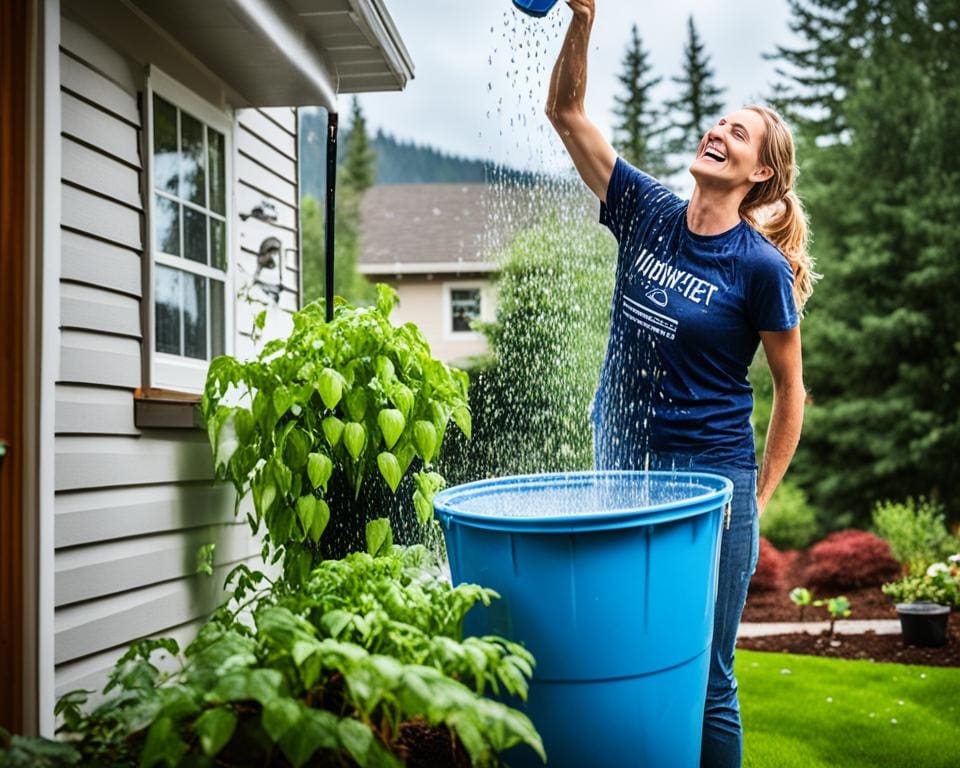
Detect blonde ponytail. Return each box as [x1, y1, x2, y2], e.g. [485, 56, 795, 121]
[738, 106, 820, 314]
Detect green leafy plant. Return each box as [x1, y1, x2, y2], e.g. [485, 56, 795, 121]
[54, 547, 544, 767]
[759, 482, 821, 550]
[872, 498, 959, 576]
[0, 727, 80, 768]
[813, 596, 851, 637]
[788, 587, 813, 622]
[882, 554, 960, 608]
[202, 285, 471, 576]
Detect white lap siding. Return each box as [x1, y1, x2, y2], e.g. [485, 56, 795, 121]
[53, 15, 301, 700]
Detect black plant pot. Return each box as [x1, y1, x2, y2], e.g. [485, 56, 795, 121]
[896, 602, 951, 648]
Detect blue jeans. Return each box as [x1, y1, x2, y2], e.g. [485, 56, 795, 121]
[641, 452, 760, 768]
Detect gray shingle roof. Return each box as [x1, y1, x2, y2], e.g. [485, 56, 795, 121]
[358, 183, 529, 271]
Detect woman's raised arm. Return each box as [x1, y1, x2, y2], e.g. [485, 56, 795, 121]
[546, 0, 617, 202]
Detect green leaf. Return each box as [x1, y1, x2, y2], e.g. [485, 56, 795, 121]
[140, 716, 188, 768]
[343, 422, 366, 461]
[389, 384, 415, 419]
[214, 411, 241, 473]
[377, 409, 405, 450]
[273, 386, 294, 419]
[254, 309, 267, 330]
[319, 609, 353, 639]
[296, 496, 316, 539]
[375, 283, 399, 319]
[452, 406, 472, 439]
[413, 420, 437, 464]
[413, 490, 433, 527]
[310, 499, 330, 544]
[279, 708, 339, 768]
[377, 452, 403, 493]
[337, 718, 401, 768]
[375, 355, 395, 383]
[196, 543, 216, 576]
[321, 416, 345, 448]
[307, 452, 333, 491]
[261, 697, 302, 743]
[365, 518, 393, 557]
[194, 707, 237, 757]
[318, 368, 343, 410]
[283, 428, 310, 471]
[345, 388, 368, 422]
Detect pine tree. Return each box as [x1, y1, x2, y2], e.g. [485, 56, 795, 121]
[611, 25, 670, 178]
[772, 0, 960, 526]
[665, 16, 726, 154]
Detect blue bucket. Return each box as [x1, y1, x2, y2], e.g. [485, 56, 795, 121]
[433, 470, 732, 768]
[512, 0, 561, 18]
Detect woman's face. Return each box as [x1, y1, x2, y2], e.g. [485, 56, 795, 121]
[689, 109, 772, 190]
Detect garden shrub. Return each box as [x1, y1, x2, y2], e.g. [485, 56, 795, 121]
[47, 547, 544, 768]
[749, 537, 786, 593]
[802, 529, 901, 589]
[759, 481, 820, 550]
[441, 213, 615, 482]
[203, 285, 470, 568]
[872, 497, 959, 576]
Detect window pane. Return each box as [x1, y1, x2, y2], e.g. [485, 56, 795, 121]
[155, 265, 181, 354]
[180, 111, 205, 206]
[208, 129, 226, 215]
[210, 218, 226, 272]
[153, 95, 178, 195]
[451, 289, 481, 332]
[155, 195, 180, 256]
[184, 273, 207, 360]
[184, 207, 207, 264]
[210, 280, 225, 358]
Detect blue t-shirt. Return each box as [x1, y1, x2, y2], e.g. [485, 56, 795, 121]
[592, 157, 799, 470]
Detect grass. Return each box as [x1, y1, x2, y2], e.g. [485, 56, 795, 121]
[738, 650, 960, 768]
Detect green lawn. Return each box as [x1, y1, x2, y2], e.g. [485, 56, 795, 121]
[738, 650, 960, 768]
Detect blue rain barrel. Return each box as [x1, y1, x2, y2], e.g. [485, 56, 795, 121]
[433, 470, 733, 768]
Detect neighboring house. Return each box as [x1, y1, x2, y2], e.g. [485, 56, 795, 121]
[359, 183, 530, 363]
[0, 0, 412, 735]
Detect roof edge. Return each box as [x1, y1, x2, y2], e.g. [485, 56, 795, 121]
[359, 261, 498, 275]
[348, 0, 414, 89]
[225, 0, 339, 110]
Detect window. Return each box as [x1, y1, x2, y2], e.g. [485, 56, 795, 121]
[445, 283, 484, 338]
[147, 69, 232, 392]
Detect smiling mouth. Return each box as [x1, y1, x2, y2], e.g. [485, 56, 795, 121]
[702, 143, 726, 163]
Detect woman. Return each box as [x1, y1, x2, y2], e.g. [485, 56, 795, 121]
[546, 2, 814, 767]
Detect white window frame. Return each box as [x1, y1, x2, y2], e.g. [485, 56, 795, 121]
[145, 66, 236, 393]
[443, 280, 485, 340]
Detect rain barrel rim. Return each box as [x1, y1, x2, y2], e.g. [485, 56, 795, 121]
[433, 470, 733, 532]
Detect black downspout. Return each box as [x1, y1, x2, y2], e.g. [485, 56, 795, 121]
[324, 111, 339, 322]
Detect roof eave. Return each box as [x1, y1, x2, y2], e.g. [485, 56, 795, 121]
[225, 0, 338, 111]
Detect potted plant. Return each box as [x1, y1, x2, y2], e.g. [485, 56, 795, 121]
[882, 554, 959, 647]
[202, 285, 472, 574]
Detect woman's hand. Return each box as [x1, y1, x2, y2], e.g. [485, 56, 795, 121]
[566, 0, 595, 26]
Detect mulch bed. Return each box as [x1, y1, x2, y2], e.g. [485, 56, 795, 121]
[743, 548, 898, 623]
[737, 623, 960, 668]
[740, 548, 959, 667]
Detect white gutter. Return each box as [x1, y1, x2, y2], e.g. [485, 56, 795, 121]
[349, 0, 414, 87]
[359, 261, 498, 275]
[225, 0, 339, 112]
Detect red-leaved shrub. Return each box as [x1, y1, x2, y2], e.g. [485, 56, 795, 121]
[802, 529, 901, 589]
[749, 537, 786, 593]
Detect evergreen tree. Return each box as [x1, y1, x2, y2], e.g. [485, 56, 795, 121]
[665, 16, 726, 154]
[772, 0, 960, 526]
[301, 97, 377, 306]
[611, 25, 669, 177]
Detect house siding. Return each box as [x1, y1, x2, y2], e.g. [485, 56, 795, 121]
[53, 15, 300, 699]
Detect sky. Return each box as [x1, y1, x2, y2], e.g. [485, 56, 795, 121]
[355, 0, 801, 172]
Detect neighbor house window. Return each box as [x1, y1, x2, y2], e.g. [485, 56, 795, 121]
[148, 69, 232, 392]
[445, 283, 483, 338]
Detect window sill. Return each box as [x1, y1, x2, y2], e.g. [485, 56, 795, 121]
[134, 388, 203, 430]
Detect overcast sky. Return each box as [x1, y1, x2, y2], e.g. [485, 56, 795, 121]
[355, 1, 800, 172]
